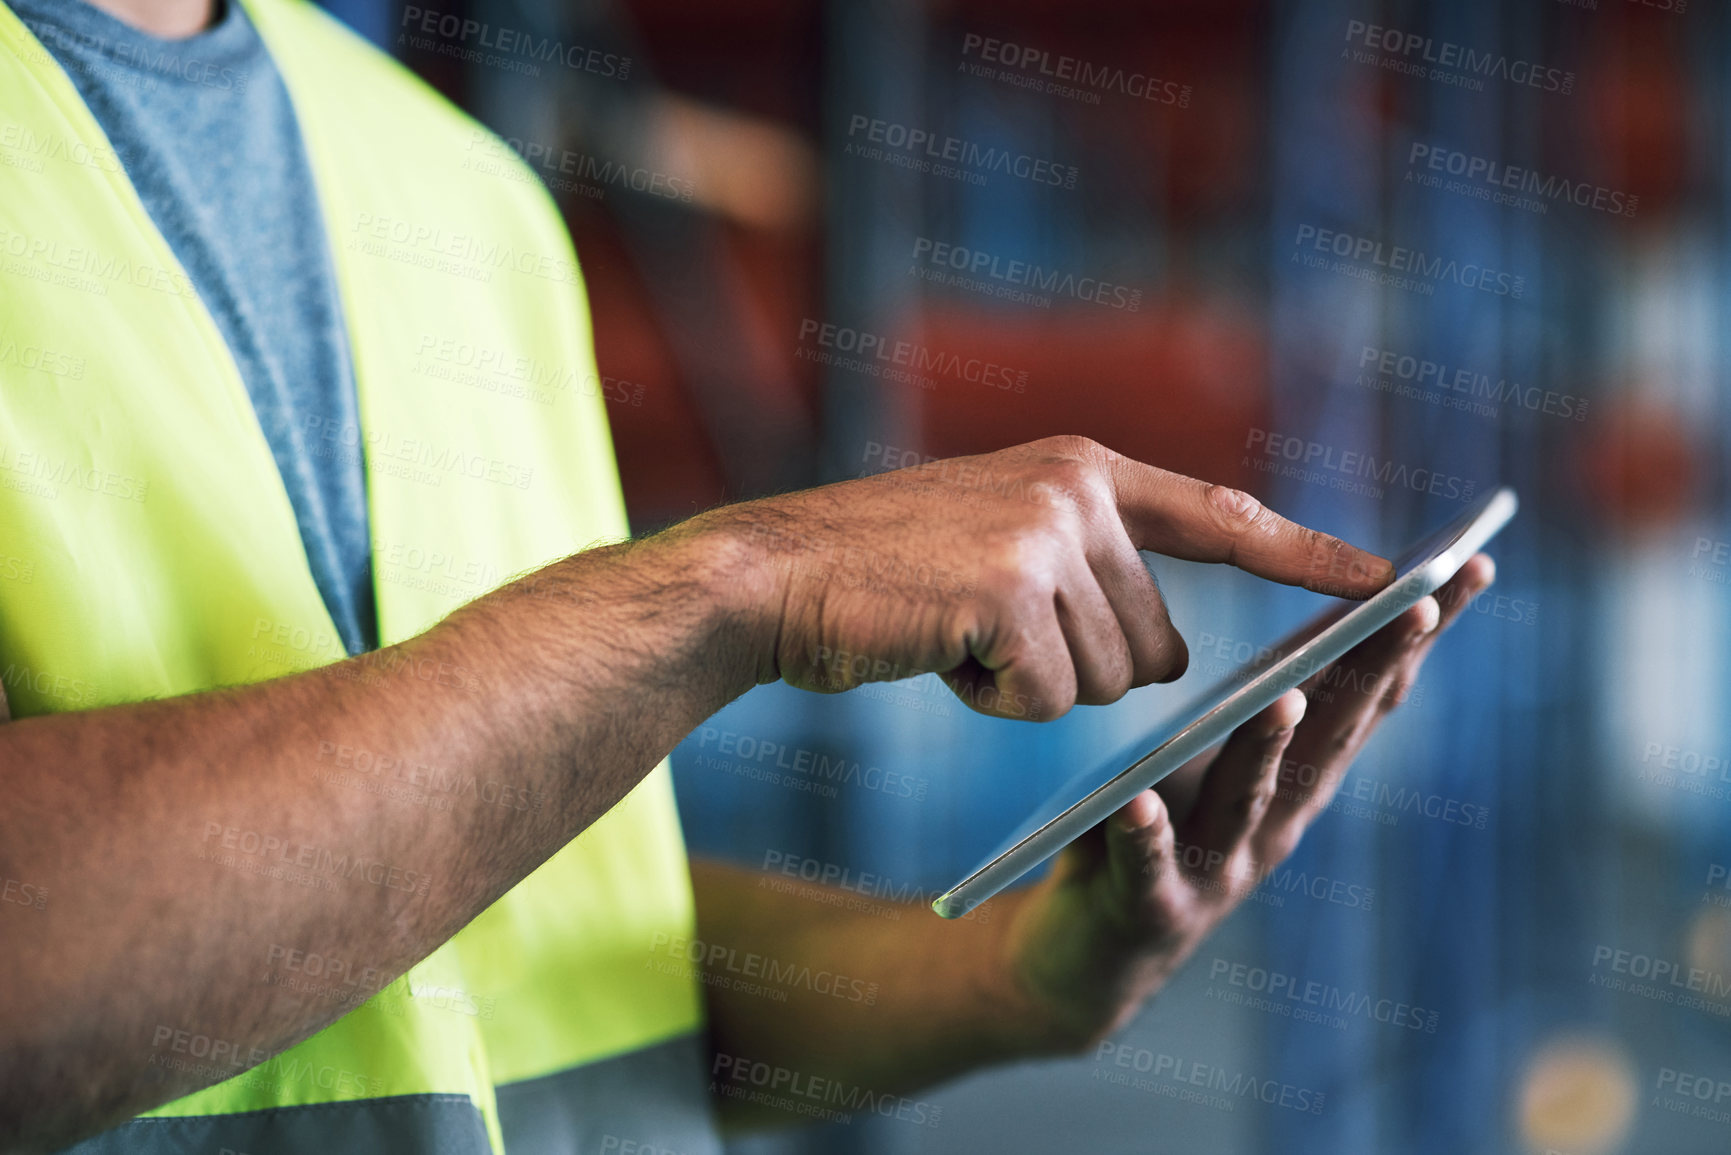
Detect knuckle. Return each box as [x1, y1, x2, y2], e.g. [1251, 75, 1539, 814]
[976, 529, 1028, 573]
[1035, 494, 1090, 547]
[1093, 651, 1135, 704]
[1037, 458, 1102, 513]
[1029, 662, 1080, 719]
[1205, 484, 1264, 529]
[1033, 442, 1115, 507]
[981, 533, 1054, 597]
[1076, 474, 1115, 522]
[1039, 689, 1077, 720]
[1149, 632, 1189, 683]
[1042, 433, 1103, 461]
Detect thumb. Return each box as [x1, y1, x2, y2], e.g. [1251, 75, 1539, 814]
[1104, 790, 1180, 918]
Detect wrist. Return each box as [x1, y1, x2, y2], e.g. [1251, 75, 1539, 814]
[983, 886, 1162, 1060]
[676, 504, 792, 688]
[957, 889, 1105, 1062]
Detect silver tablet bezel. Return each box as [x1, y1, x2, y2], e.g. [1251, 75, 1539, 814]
[931, 486, 1518, 919]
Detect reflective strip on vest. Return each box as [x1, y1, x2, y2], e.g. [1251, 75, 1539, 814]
[57, 1033, 723, 1155]
[60, 1096, 494, 1155]
[0, 0, 716, 1149]
[496, 1034, 724, 1155]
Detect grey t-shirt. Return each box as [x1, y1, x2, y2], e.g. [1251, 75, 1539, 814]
[11, 0, 379, 654]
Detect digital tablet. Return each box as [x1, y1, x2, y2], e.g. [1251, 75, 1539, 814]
[931, 486, 1518, 919]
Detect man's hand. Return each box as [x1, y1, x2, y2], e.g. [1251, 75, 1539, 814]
[705, 435, 1395, 719]
[990, 553, 1496, 1050]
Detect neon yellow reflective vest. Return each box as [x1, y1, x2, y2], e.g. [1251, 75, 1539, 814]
[0, 0, 718, 1150]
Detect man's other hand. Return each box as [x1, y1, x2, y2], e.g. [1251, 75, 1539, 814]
[988, 553, 1495, 1049]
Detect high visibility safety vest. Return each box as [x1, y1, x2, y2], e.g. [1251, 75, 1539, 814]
[0, 0, 720, 1151]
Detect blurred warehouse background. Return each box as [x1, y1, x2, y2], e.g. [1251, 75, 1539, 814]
[323, 0, 1728, 1151]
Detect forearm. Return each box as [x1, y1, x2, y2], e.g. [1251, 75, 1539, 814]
[0, 517, 765, 1148]
[690, 861, 1068, 1128]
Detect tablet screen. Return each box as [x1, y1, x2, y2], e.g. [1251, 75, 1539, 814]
[935, 487, 1516, 916]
